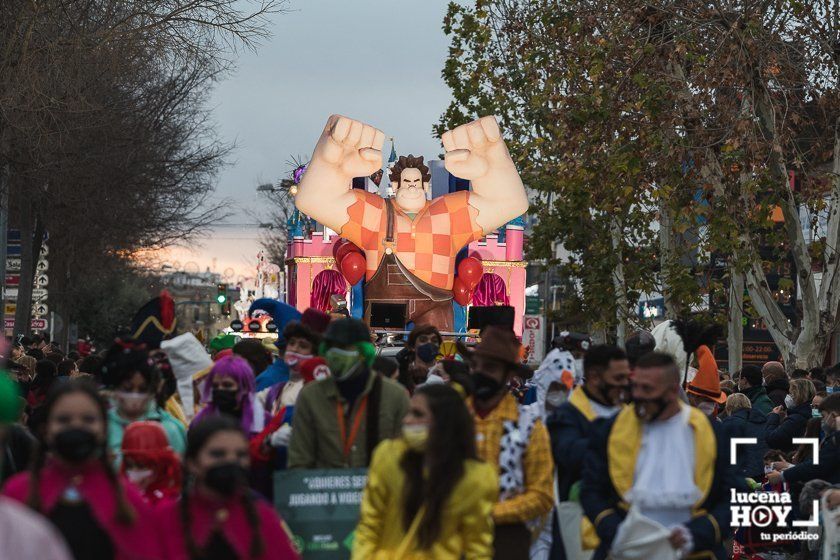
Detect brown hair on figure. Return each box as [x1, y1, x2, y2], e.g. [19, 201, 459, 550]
[389, 155, 431, 185]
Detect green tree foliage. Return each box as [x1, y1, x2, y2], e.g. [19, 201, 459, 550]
[440, 1, 840, 368]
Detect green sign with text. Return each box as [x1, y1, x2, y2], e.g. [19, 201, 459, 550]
[525, 295, 542, 315]
[274, 469, 368, 559]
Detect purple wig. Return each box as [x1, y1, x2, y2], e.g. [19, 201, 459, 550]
[193, 355, 259, 434]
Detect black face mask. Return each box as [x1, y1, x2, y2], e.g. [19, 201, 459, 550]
[592, 380, 630, 406]
[415, 343, 439, 364]
[52, 428, 100, 463]
[473, 372, 505, 401]
[212, 388, 240, 414]
[633, 394, 670, 422]
[204, 463, 248, 497]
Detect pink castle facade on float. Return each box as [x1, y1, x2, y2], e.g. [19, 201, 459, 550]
[285, 222, 527, 336]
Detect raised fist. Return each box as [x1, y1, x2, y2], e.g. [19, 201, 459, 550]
[312, 115, 385, 179]
[441, 116, 514, 181]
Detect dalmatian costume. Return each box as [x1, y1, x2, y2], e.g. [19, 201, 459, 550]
[521, 349, 576, 560]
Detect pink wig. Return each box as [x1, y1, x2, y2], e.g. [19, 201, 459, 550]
[193, 355, 258, 433]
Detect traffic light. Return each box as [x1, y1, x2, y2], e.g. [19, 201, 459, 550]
[216, 284, 227, 305]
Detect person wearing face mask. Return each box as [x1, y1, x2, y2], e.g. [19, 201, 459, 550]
[546, 344, 629, 560]
[3, 380, 163, 560]
[685, 345, 727, 420]
[766, 393, 840, 486]
[258, 320, 321, 417]
[352, 384, 497, 559]
[192, 355, 270, 440]
[467, 326, 553, 560]
[289, 318, 409, 469]
[736, 365, 774, 415]
[580, 352, 741, 560]
[249, 320, 324, 481]
[764, 378, 816, 454]
[395, 325, 443, 394]
[157, 416, 299, 559]
[522, 349, 575, 560]
[0, 371, 72, 560]
[101, 339, 186, 465]
[718, 394, 768, 481]
[826, 364, 840, 393]
[119, 421, 182, 505]
[253, 308, 328, 393]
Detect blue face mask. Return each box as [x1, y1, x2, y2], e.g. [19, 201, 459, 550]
[827, 386, 836, 394]
[812, 407, 822, 418]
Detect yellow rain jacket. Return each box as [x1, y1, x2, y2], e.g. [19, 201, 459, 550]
[352, 438, 498, 560]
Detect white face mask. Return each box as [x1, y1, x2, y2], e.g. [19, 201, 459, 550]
[126, 469, 153, 485]
[546, 391, 568, 408]
[697, 401, 716, 416]
[573, 358, 584, 380]
[784, 394, 795, 409]
[115, 391, 151, 416]
[284, 351, 312, 371]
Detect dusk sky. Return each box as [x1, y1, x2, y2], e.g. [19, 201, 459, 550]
[158, 0, 455, 282]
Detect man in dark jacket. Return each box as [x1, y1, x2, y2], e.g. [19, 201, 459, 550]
[767, 393, 840, 486]
[762, 362, 789, 407]
[737, 365, 773, 415]
[546, 345, 629, 559]
[581, 352, 741, 560]
[720, 394, 767, 480]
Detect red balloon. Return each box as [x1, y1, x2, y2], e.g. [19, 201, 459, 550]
[335, 240, 363, 264]
[457, 257, 484, 290]
[452, 277, 472, 306]
[340, 252, 366, 286]
[332, 239, 350, 259]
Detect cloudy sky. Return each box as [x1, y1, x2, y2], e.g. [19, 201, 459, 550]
[158, 0, 454, 282]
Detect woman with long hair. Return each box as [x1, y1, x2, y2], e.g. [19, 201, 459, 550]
[192, 355, 269, 439]
[352, 384, 497, 559]
[157, 416, 299, 559]
[2, 380, 162, 559]
[766, 378, 817, 453]
[102, 338, 186, 463]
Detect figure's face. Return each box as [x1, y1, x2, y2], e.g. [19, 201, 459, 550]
[395, 168, 428, 213]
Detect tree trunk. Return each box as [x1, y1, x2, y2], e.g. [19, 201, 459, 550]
[13, 197, 33, 338]
[659, 196, 679, 320]
[727, 266, 744, 373]
[611, 216, 628, 346]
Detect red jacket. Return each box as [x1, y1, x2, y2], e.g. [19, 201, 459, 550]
[156, 491, 299, 559]
[3, 459, 162, 560]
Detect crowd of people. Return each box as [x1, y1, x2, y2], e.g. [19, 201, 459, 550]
[0, 317, 839, 559]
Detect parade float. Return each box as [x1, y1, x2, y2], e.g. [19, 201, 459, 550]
[282, 115, 530, 336]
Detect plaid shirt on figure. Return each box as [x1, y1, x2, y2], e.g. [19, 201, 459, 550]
[471, 393, 555, 525]
[339, 190, 484, 290]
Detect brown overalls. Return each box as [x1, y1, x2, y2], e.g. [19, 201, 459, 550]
[363, 199, 454, 331]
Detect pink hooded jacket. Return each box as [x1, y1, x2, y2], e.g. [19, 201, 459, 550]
[156, 491, 299, 559]
[2, 459, 163, 560]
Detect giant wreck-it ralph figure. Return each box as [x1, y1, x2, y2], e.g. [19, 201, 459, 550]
[295, 115, 529, 330]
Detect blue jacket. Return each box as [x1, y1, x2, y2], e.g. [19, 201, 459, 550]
[764, 402, 811, 453]
[547, 395, 601, 501]
[720, 408, 768, 480]
[255, 359, 290, 392]
[782, 430, 840, 485]
[580, 406, 744, 560]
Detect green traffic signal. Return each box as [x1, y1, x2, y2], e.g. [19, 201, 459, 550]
[216, 294, 227, 304]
